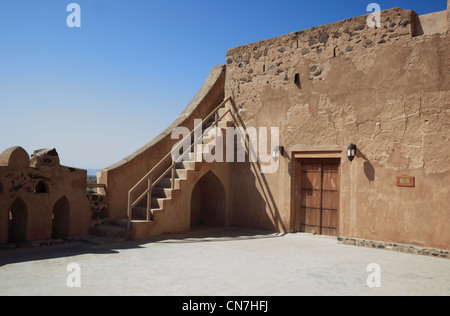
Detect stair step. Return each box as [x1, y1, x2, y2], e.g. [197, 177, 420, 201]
[172, 151, 196, 163]
[175, 160, 195, 170]
[175, 169, 188, 180]
[130, 207, 162, 223]
[151, 197, 170, 208]
[151, 208, 163, 220]
[89, 224, 127, 239]
[190, 144, 222, 162]
[156, 177, 181, 189]
[129, 220, 156, 240]
[110, 218, 128, 228]
[152, 187, 173, 199]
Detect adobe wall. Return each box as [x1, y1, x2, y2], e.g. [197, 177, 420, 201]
[0, 147, 91, 243]
[417, 10, 448, 36]
[224, 7, 450, 250]
[99, 65, 226, 220]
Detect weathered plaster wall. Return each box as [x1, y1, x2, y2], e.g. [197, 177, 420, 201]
[224, 7, 450, 250]
[417, 11, 448, 36]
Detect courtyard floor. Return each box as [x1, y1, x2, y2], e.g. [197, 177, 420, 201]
[0, 226, 449, 296]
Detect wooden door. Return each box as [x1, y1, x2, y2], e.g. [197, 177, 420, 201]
[298, 161, 322, 234]
[296, 159, 340, 236]
[320, 162, 340, 236]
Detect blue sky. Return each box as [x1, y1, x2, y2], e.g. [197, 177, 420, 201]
[0, 0, 446, 171]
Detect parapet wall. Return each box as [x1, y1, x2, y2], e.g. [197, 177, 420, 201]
[226, 8, 415, 86]
[416, 10, 448, 36]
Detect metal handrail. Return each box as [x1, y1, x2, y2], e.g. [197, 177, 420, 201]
[126, 96, 232, 234]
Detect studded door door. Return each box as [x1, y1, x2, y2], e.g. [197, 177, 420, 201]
[296, 159, 340, 236]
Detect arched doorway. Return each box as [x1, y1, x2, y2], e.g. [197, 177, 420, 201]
[52, 197, 70, 239]
[8, 198, 28, 243]
[190, 171, 226, 227]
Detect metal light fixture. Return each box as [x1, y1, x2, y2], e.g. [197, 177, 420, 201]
[347, 144, 357, 161]
[272, 146, 279, 160]
[272, 146, 285, 160]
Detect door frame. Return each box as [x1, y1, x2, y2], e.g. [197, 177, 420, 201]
[291, 150, 342, 236]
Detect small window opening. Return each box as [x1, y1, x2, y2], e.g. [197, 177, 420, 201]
[35, 181, 49, 194]
[294, 73, 301, 88]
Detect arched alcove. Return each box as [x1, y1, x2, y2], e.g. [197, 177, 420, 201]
[52, 197, 70, 239]
[34, 181, 49, 194]
[190, 171, 226, 227]
[8, 198, 28, 243]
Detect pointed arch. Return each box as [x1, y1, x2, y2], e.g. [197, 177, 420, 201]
[8, 198, 28, 243]
[34, 181, 49, 194]
[190, 171, 226, 227]
[52, 197, 70, 239]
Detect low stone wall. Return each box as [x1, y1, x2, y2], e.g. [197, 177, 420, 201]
[87, 194, 108, 225]
[338, 237, 450, 260]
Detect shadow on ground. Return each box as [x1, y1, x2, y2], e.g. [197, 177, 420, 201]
[153, 225, 283, 244]
[0, 226, 281, 267]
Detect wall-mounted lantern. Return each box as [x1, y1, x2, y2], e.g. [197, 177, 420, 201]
[272, 146, 285, 160]
[347, 144, 357, 161]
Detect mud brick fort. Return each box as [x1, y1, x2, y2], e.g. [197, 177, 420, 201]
[1, 2, 449, 256]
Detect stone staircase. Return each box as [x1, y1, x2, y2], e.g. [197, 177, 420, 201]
[89, 103, 233, 241]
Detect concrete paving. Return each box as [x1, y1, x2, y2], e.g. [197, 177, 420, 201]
[0, 226, 449, 296]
